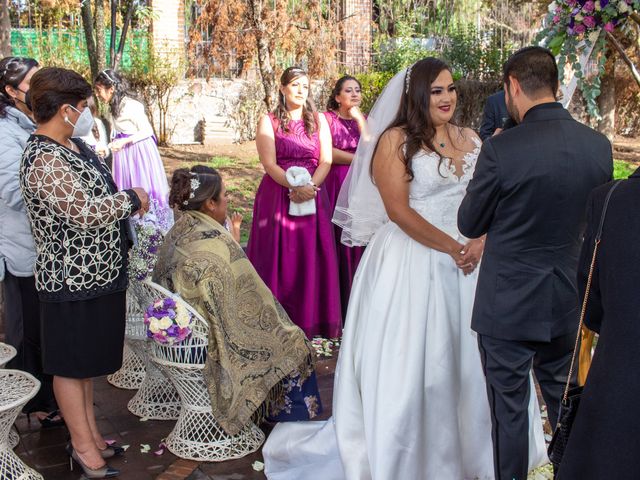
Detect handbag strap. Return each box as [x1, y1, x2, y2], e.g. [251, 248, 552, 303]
[563, 180, 622, 402]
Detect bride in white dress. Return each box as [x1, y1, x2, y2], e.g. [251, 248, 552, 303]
[263, 59, 548, 480]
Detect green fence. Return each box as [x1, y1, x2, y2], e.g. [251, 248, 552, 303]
[11, 28, 150, 71]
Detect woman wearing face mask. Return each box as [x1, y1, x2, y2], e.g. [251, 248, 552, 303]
[20, 67, 149, 479]
[0, 56, 63, 427]
[246, 67, 341, 339]
[324, 75, 367, 320]
[93, 69, 171, 222]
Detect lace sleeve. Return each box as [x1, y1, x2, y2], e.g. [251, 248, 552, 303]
[23, 148, 134, 230]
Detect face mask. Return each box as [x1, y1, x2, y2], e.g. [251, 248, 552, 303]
[22, 90, 32, 111]
[65, 105, 94, 138]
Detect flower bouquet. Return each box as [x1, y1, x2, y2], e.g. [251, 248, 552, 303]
[144, 297, 193, 345]
[128, 199, 173, 281]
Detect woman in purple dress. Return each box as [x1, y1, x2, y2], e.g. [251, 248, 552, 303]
[94, 69, 171, 221]
[324, 76, 367, 318]
[247, 67, 341, 339]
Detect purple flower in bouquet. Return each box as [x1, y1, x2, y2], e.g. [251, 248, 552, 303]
[553, 14, 562, 23]
[567, 0, 578, 6]
[604, 20, 615, 31]
[583, 0, 595, 12]
[574, 23, 587, 34]
[600, 0, 609, 6]
[583, 15, 596, 27]
[144, 296, 193, 346]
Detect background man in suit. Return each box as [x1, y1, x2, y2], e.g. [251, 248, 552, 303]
[479, 90, 509, 140]
[458, 46, 613, 480]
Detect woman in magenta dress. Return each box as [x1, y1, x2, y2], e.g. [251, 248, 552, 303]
[324, 76, 367, 319]
[247, 67, 341, 339]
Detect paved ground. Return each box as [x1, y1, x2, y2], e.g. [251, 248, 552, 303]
[11, 353, 338, 480]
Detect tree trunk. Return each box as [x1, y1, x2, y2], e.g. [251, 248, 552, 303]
[95, 0, 106, 75]
[113, 0, 135, 71]
[247, 0, 276, 110]
[81, 0, 99, 79]
[0, 0, 11, 57]
[109, 0, 117, 68]
[597, 55, 616, 142]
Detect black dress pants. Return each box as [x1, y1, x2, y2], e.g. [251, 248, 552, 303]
[477, 332, 576, 480]
[3, 271, 57, 413]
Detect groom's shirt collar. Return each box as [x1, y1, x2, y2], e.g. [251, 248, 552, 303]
[521, 101, 571, 124]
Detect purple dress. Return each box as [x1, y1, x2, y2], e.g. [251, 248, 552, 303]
[247, 114, 342, 339]
[324, 111, 365, 320]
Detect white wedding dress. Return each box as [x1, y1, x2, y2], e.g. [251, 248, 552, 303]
[263, 142, 548, 479]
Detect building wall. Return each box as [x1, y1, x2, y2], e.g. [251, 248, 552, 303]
[150, 0, 186, 57]
[341, 0, 372, 72]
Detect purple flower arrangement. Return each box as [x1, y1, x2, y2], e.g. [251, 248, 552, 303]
[144, 297, 193, 345]
[128, 200, 173, 281]
[546, 0, 639, 47]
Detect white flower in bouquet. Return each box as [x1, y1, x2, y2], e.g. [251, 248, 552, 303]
[175, 304, 191, 328]
[158, 316, 173, 330]
[149, 318, 161, 334]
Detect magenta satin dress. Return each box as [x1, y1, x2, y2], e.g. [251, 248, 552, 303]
[324, 111, 365, 320]
[246, 114, 342, 339]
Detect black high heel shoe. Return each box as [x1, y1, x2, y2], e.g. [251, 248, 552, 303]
[66, 444, 120, 479]
[26, 410, 65, 429]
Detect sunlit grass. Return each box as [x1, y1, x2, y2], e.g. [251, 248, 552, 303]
[613, 159, 636, 179]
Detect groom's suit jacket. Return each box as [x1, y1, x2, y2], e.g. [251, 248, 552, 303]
[458, 102, 612, 342]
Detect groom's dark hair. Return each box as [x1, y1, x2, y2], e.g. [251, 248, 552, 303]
[503, 46, 558, 99]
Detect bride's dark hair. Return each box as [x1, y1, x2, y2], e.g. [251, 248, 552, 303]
[372, 57, 459, 181]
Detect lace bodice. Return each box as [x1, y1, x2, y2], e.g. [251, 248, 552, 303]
[409, 138, 481, 238]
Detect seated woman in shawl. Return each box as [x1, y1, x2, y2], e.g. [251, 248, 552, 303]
[152, 165, 322, 434]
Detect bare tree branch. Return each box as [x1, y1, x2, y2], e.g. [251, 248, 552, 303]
[606, 30, 640, 88]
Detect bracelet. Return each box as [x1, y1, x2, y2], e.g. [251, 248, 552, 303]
[309, 180, 317, 188]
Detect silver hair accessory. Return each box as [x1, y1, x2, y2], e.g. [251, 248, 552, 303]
[100, 70, 117, 84]
[405, 65, 413, 94]
[183, 173, 201, 206]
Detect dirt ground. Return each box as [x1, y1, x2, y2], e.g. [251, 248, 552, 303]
[159, 142, 261, 243]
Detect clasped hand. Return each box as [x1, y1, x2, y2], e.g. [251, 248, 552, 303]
[289, 184, 318, 203]
[451, 238, 484, 276]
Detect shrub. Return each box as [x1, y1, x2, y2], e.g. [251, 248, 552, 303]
[354, 71, 394, 113]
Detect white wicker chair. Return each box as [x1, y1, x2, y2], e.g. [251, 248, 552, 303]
[144, 280, 265, 461]
[0, 343, 16, 369]
[0, 370, 42, 479]
[125, 280, 181, 420]
[106, 283, 148, 390]
[107, 342, 145, 390]
[0, 345, 20, 450]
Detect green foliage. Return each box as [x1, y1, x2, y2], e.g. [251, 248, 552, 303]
[353, 71, 395, 113]
[126, 39, 184, 145]
[613, 159, 636, 179]
[374, 21, 435, 73]
[442, 23, 514, 80]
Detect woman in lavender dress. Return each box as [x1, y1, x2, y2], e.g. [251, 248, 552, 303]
[247, 67, 341, 339]
[94, 69, 171, 220]
[324, 76, 367, 319]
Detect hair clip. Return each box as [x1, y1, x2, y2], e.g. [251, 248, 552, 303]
[182, 173, 200, 206]
[100, 70, 117, 84]
[405, 65, 413, 94]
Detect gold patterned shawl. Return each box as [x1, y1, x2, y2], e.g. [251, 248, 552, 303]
[152, 211, 314, 435]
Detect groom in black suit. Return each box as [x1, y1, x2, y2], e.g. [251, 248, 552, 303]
[458, 46, 612, 480]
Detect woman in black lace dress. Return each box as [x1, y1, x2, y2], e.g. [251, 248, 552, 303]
[20, 67, 149, 479]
